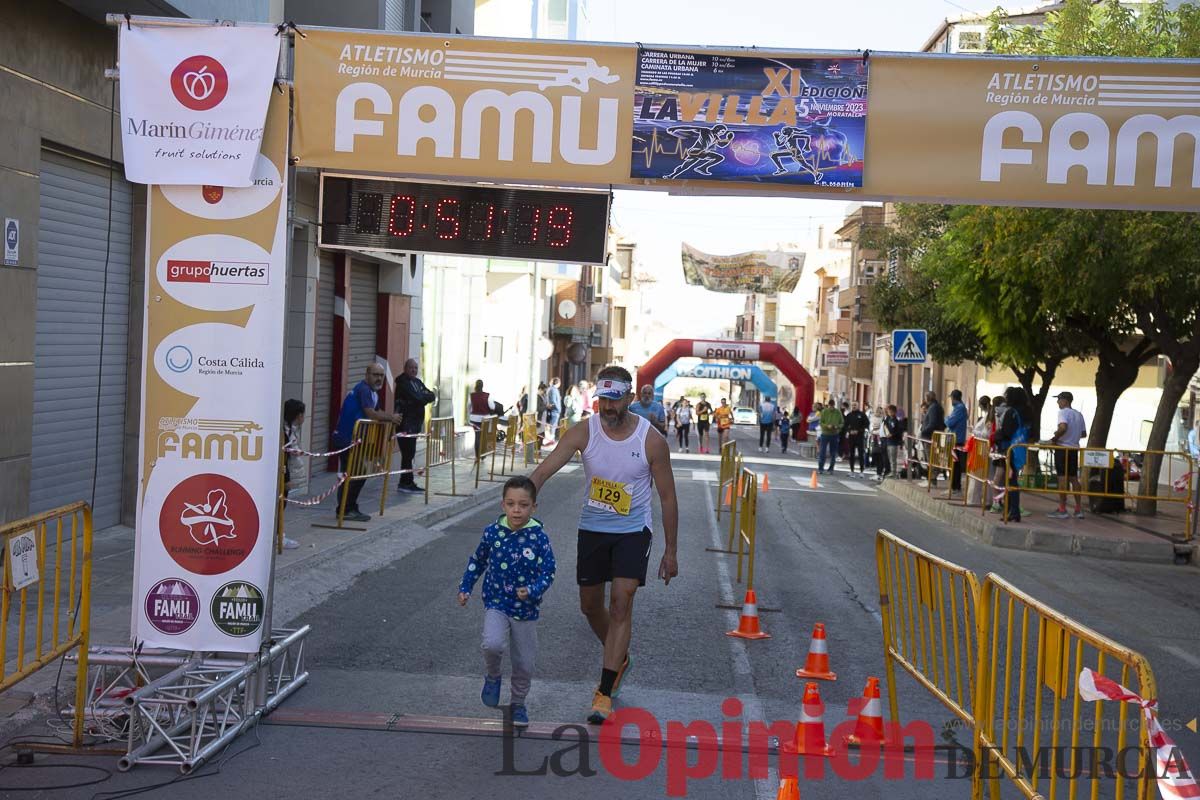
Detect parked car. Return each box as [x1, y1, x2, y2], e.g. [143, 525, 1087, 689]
[733, 407, 756, 425]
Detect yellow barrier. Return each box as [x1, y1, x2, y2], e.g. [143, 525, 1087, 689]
[331, 418, 396, 527]
[0, 502, 92, 747]
[521, 412, 541, 465]
[972, 574, 1158, 800]
[474, 415, 500, 489]
[498, 415, 522, 476]
[1001, 443, 1193, 540]
[425, 416, 458, 503]
[964, 436, 993, 511]
[716, 440, 738, 521]
[876, 529, 981, 728]
[929, 430, 956, 496]
[733, 467, 758, 587]
[726, 451, 745, 553]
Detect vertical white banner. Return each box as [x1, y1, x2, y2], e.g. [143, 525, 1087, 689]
[119, 24, 280, 186]
[131, 90, 289, 652]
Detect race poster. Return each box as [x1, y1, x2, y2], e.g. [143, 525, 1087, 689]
[681, 242, 805, 294]
[631, 49, 867, 187]
[130, 90, 289, 652]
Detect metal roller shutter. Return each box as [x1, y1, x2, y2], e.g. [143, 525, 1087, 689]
[348, 260, 378, 382]
[31, 151, 133, 528]
[311, 254, 335, 458]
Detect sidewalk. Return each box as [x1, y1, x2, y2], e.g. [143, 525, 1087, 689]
[0, 449, 511, 738]
[880, 476, 1194, 564]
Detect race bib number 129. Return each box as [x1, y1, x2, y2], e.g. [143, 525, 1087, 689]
[588, 477, 631, 516]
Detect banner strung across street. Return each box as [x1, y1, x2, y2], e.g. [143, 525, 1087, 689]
[118, 23, 280, 186]
[130, 90, 289, 652]
[680, 242, 805, 294]
[292, 29, 636, 184]
[631, 50, 868, 187]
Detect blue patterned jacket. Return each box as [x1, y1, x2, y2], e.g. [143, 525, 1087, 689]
[458, 516, 556, 621]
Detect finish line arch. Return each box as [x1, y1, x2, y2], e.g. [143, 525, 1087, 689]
[636, 339, 814, 437]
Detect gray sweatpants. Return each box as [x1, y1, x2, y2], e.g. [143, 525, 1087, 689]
[482, 608, 538, 704]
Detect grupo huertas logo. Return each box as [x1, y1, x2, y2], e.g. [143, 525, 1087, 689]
[157, 235, 273, 312]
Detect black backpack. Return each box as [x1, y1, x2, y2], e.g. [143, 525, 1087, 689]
[1088, 461, 1126, 513]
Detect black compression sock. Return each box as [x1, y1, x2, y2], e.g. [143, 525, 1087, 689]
[599, 668, 618, 696]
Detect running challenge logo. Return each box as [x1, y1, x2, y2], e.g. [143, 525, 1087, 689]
[166, 259, 269, 285]
[159, 473, 259, 575]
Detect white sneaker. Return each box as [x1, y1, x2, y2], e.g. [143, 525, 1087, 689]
[283, 536, 301, 550]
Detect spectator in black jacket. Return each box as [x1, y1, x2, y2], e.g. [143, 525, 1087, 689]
[395, 358, 436, 493]
[842, 403, 869, 475]
[919, 391, 945, 483]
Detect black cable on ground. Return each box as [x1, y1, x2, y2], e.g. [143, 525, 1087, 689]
[0, 763, 113, 791]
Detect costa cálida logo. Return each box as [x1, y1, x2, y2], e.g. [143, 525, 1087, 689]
[170, 55, 230, 111]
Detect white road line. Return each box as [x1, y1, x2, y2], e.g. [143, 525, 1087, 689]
[787, 475, 880, 496]
[1162, 644, 1200, 669]
[703, 488, 776, 800]
[691, 469, 719, 482]
[559, 464, 579, 473]
[838, 480, 875, 492]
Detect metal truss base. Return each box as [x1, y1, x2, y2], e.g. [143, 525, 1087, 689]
[73, 626, 309, 773]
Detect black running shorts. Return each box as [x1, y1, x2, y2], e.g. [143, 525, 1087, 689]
[577, 528, 653, 586]
[1054, 449, 1079, 478]
[696, 420, 711, 434]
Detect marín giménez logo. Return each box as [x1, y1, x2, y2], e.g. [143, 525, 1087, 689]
[170, 55, 229, 111]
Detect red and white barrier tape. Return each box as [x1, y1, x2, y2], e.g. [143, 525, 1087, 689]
[1172, 472, 1192, 493]
[283, 439, 360, 459]
[1078, 668, 1197, 800]
[282, 474, 348, 506]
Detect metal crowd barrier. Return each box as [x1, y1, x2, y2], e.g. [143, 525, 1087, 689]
[498, 415, 523, 476]
[1001, 443, 1193, 540]
[928, 430, 957, 497]
[902, 433, 932, 484]
[732, 467, 759, 587]
[964, 436, 993, 511]
[716, 440, 738, 521]
[332, 418, 396, 528]
[425, 416, 458, 503]
[0, 502, 93, 746]
[972, 574, 1158, 800]
[474, 415, 501, 489]
[876, 529, 981, 729]
[521, 412, 541, 465]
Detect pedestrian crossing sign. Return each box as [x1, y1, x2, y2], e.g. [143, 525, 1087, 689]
[892, 330, 928, 364]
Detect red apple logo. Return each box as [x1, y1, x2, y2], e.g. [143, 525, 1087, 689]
[202, 186, 224, 204]
[170, 55, 229, 111]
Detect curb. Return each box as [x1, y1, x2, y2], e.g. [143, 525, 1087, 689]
[879, 480, 1179, 564]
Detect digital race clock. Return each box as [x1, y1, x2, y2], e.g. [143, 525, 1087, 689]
[319, 175, 611, 265]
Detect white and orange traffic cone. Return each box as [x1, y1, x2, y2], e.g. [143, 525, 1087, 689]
[775, 776, 800, 800]
[844, 677, 887, 746]
[722, 482, 732, 507]
[808, 470, 819, 489]
[761, 473, 770, 492]
[782, 682, 835, 757]
[795, 622, 837, 681]
[727, 588, 771, 640]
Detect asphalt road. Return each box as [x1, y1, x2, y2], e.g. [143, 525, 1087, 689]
[5, 423, 1197, 799]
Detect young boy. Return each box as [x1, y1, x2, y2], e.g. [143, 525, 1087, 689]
[777, 407, 791, 454]
[458, 476, 556, 728]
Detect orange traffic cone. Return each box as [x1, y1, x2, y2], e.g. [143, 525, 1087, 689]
[844, 677, 887, 746]
[808, 470, 819, 489]
[761, 473, 770, 492]
[795, 623, 837, 680]
[727, 588, 771, 640]
[722, 482, 732, 506]
[775, 776, 800, 800]
[782, 682, 834, 756]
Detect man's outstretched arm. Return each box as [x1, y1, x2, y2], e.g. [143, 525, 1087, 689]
[529, 421, 587, 492]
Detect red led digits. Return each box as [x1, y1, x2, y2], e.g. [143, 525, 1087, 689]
[512, 203, 540, 244]
[434, 198, 462, 239]
[466, 201, 496, 241]
[387, 195, 416, 237]
[546, 205, 574, 248]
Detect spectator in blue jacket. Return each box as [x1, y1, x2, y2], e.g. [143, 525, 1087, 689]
[458, 476, 556, 729]
[945, 389, 968, 493]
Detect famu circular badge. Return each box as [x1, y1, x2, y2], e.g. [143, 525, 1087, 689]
[210, 581, 264, 637]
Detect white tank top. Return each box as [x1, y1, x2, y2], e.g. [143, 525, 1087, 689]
[578, 413, 654, 533]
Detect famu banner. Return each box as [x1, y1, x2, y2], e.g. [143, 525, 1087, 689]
[632, 49, 867, 187]
[681, 242, 805, 294]
[292, 28, 636, 184]
[866, 54, 1200, 211]
[130, 90, 288, 652]
[119, 23, 280, 186]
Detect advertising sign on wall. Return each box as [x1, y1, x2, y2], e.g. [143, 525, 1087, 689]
[681, 242, 805, 294]
[632, 49, 868, 187]
[130, 90, 289, 652]
[292, 29, 636, 185]
[118, 24, 280, 186]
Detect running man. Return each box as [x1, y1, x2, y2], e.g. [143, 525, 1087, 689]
[769, 126, 823, 181]
[665, 124, 734, 179]
[530, 366, 679, 725]
[694, 394, 714, 454]
[714, 398, 734, 449]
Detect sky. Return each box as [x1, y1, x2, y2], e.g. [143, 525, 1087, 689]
[580, 0, 991, 337]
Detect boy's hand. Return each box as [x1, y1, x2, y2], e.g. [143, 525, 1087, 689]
[516, 587, 529, 601]
[458, 592, 470, 606]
